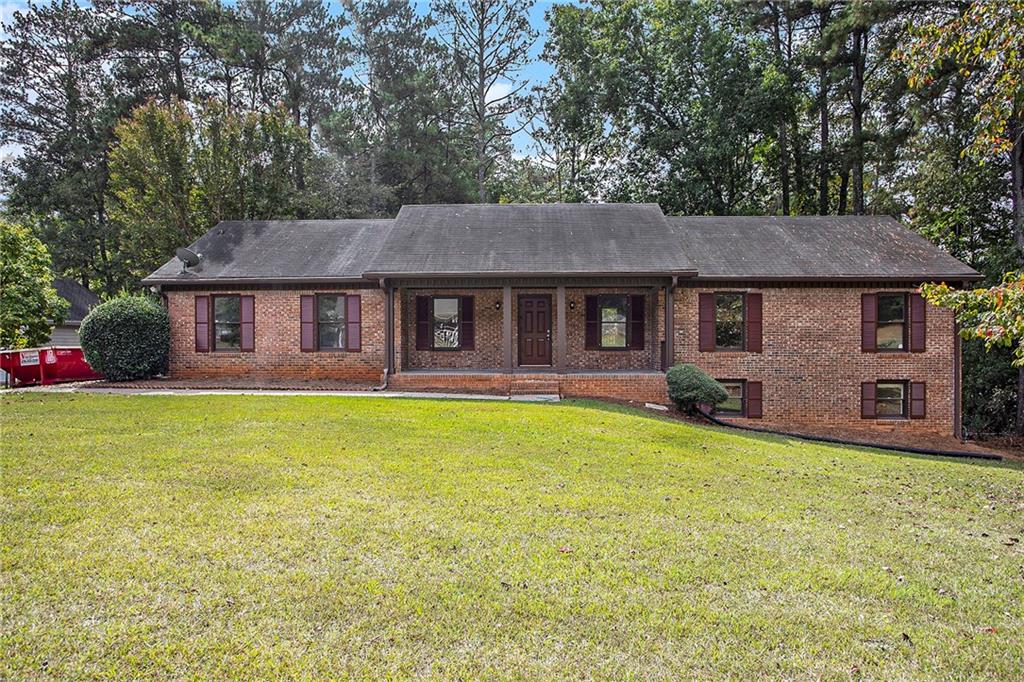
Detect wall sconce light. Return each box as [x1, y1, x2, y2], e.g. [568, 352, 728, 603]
[495, 301, 502, 311]
[569, 300, 576, 311]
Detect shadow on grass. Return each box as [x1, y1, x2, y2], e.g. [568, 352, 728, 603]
[557, 398, 1021, 471]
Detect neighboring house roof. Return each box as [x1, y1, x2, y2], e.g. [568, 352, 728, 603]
[142, 219, 395, 285]
[666, 215, 981, 281]
[363, 203, 697, 277]
[53, 278, 100, 324]
[141, 205, 981, 285]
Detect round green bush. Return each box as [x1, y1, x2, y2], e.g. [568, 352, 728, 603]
[80, 295, 170, 381]
[665, 363, 729, 412]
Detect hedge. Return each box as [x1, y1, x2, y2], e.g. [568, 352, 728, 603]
[80, 296, 170, 381]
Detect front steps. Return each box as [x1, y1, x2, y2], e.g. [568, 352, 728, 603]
[508, 376, 561, 396]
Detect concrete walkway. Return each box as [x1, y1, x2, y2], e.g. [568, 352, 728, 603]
[21, 384, 561, 403]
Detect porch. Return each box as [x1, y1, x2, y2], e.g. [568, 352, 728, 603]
[381, 278, 677, 402]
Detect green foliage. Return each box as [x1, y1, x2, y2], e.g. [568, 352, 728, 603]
[79, 296, 169, 381]
[921, 272, 1024, 366]
[666, 364, 729, 412]
[0, 219, 69, 349]
[109, 99, 312, 280]
[962, 339, 1018, 436]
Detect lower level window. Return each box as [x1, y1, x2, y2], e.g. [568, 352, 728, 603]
[718, 380, 744, 415]
[875, 381, 907, 418]
[317, 294, 347, 349]
[213, 295, 241, 350]
[433, 297, 460, 349]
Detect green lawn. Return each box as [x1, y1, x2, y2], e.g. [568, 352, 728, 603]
[2, 393, 1022, 679]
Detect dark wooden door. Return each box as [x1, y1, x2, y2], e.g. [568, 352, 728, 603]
[518, 295, 552, 366]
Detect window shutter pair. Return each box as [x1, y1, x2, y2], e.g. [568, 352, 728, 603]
[415, 295, 474, 350]
[583, 295, 645, 349]
[698, 292, 762, 352]
[860, 381, 926, 418]
[861, 293, 926, 352]
[194, 295, 254, 352]
[299, 294, 361, 352]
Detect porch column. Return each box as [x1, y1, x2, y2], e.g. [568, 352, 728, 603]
[650, 287, 659, 370]
[383, 283, 393, 375]
[664, 283, 675, 370]
[503, 285, 513, 371]
[556, 285, 567, 372]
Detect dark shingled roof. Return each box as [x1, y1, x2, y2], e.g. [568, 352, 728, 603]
[666, 215, 982, 281]
[141, 206, 981, 284]
[363, 203, 697, 276]
[53, 278, 100, 324]
[142, 219, 394, 284]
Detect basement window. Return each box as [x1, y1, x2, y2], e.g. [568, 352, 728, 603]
[717, 380, 745, 415]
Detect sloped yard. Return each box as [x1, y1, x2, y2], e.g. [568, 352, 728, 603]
[1, 393, 1022, 679]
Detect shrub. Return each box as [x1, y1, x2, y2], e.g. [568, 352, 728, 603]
[666, 364, 729, 412]
[80, 295, 170, 381]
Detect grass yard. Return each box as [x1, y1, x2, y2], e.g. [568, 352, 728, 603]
[2, 393, 1022, 679]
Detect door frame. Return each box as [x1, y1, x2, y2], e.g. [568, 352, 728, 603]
[517, 294, 553, 367]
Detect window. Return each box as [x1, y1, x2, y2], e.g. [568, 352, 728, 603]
[875, 381, 907, 418]
[877, 293, 906, 351]
[599, 295, 628, 348]
[715, 293, 744, 350]
[212, 295, 241, 351]
[718, 380, 744, 415]
[317, 295, 346, 350]
[432, 297, 460, 349]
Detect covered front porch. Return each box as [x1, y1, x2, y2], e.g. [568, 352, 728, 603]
[381, 277, 679, 401]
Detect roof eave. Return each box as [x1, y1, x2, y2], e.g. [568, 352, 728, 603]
[140, 275, 376, 286]
[689, 273, 985, 283]
[362, 269, 699, 279]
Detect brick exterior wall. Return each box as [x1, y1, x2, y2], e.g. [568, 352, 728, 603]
[399, 287, 660, 371]
[165, 288, 384, 382]
[673, 285, 955, 433]
[163, 283, 958, 435]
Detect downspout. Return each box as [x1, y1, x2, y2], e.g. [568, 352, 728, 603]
[373, 279, 392, 391]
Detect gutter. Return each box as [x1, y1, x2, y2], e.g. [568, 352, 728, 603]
[694, 409, 1002, 461]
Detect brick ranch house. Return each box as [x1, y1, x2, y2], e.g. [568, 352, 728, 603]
[142, 203, 981, 436]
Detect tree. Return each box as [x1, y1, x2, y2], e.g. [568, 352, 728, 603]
[0, 0, 127, 292]
[433, 0, 537, 202]
[900, 0, 1024, 432]
[108, 98, 311, 280]
[0, 219, 69, 349]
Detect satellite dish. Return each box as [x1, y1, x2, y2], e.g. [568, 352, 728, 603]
[176, 247, 202, 271]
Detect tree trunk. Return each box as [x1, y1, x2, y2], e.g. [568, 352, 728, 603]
[817, 5, 830, 215]
[476, 4, 488, 203]
[851, 26, 866, 215]
[1010, 118, 1024, 434]
[838, 164, 849, 215]
[771, 4, 790, 215]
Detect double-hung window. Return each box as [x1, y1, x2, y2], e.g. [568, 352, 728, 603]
[317, 295, 347, 350]
[598, 295, 628, 349]
[876, 294, 907, 351]
[875, 381, 907, 418]
[212, 295, 241, 351]
[432, 297, 461, 349]
[714, 293, 745, 351]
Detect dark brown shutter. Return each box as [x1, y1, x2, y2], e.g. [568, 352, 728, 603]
[415, 296, 430, 350]
[909, 293, 926, 352]
[194, 296, 210, 352]
[861, 382, 877, 418]
[745, 293, 762, 352]
[861, 293, 877, 352]
[346, 295, 361, 352]
[584, 296, 599, 349]
[910, 381, 926, 419]
[698, 293, 715, 352]
[240, 295, 255, 352]
[746, 381, 763, 418]
[300, 295, 315, 352]
[460, 296, 474, 350]
[629, 294, 645, 350]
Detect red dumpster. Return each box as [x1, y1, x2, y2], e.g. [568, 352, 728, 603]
[0, 346, 102, 387]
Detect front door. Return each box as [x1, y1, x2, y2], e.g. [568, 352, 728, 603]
[518, 295, 552, 366]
